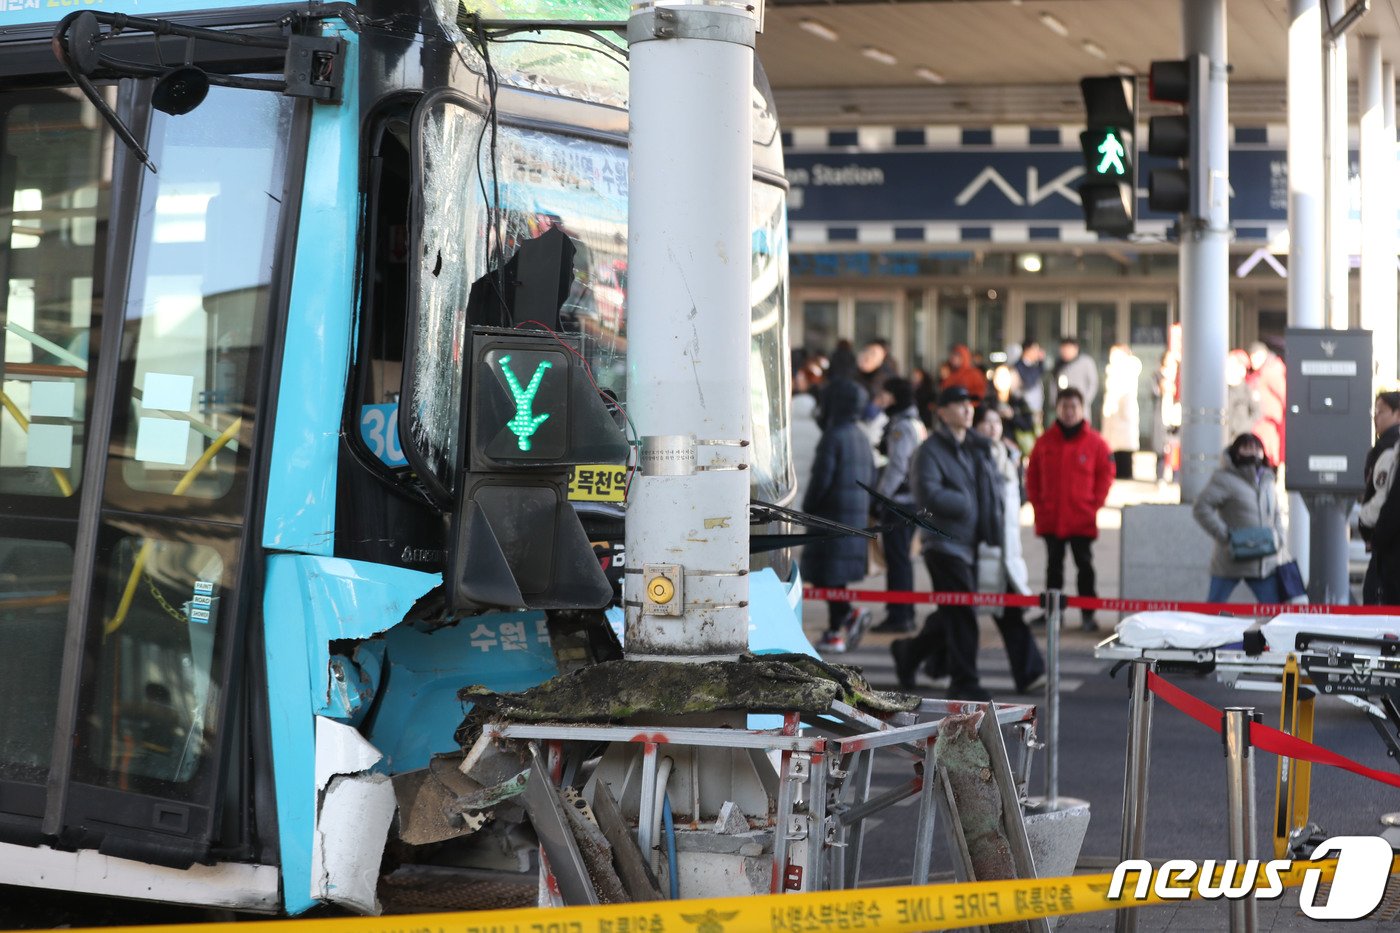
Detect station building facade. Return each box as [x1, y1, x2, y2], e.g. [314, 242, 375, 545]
[782, 121, 1360, 438]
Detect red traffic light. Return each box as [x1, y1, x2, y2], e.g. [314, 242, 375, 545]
[1149, 60, 1191, 103]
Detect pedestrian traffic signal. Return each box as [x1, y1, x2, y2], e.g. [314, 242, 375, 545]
[1146, 55, 1207, 216]
[449, 326, 631, 612]
[1078, 76, 1136, 237]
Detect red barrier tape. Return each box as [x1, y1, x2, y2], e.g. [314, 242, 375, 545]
[802, 586, 1040, 609]
[1069, 595, 1400, 616]
[1147, 671, 1400, 791]
[801, 585, 1400, 617]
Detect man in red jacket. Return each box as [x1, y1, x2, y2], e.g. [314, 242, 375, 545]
[1027, 387, 1114, 631]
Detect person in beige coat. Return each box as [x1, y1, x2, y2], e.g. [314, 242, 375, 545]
[1191, 433, 1286, 603]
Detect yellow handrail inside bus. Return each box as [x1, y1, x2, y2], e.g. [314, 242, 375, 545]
[0, 388, 75, 497]
[104, 416, 243, 636]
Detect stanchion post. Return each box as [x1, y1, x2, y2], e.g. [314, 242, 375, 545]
[1224, 707, 1259, 933]
[1043, 589, 1063, 803]
[1115, 658, 1155, 933]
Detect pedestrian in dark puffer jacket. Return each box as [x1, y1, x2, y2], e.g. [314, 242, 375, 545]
[889, 385, 1001, 701]
[871, 377, 927, 634]
[801, 377, 874, 653]
[1191, 433, 1286, 603]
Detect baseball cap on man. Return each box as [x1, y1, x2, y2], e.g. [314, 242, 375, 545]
[936, 385, 978, 406]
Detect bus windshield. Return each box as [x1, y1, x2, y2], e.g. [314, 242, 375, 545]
[410, 107, 793, 504]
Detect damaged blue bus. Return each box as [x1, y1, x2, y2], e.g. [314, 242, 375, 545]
[0, 0, 796, 915]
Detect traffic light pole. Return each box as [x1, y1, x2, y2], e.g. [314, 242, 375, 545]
[624, 3, 756, 659]
[1177, 0, 1229, 504]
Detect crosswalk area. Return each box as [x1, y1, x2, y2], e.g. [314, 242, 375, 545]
[827, 634, 1110, 699]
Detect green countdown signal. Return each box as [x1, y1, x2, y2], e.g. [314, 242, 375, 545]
[499, 354, 553, 451]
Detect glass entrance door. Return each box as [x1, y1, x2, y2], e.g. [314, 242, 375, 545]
[1130, 301, 1171, 450]
[1023, 300, 1063, 352]
[800, 299, 838, 355]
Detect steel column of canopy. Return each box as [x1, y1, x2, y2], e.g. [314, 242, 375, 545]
[1324, 33, 1349, 332]
[1286, 0, 1325, 575]
[624, 1, 757, 659]
[1360, 38, 1398, 393]
[1178, 0, 1229, 504]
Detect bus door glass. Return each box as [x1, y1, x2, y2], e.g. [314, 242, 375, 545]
[0, 90, 108, 801]
[66, 85, 293, 832]
[0, 75, 291, 852]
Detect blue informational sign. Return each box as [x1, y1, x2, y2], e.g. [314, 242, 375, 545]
[359, 403, 407, 467]
[0, 0, 305, 28]
[784, 147, 1289, 227]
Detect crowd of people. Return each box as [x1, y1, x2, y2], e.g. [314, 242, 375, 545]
[794, 336, 1119, 701]
[791, 334, 1397, 701]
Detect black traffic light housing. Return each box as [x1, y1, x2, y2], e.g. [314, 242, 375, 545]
[1147, 55, 1208, 217]
[448, 324, 631, 613]
[1078, 76, 1137, 238]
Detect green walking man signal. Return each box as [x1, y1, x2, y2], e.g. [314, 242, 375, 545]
[1078, 75, 1136, 237]
[1094, 130, 1127, 176]
[498, 354, 552, 451]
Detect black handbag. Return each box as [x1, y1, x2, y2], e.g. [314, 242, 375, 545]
[1274, 560, 1306, 601]
[1228, 526, 1277, 560]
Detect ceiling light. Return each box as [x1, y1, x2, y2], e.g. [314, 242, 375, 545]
[1039, 12, 1069, 36]
[915, 67, 946, 84]
[862, 47, 898, 66]
[1019, 253, 1043, 273]
[797, 18, 839, 41]
[1082, 40, 1106, 59]
[1115, 62, 1136, 76]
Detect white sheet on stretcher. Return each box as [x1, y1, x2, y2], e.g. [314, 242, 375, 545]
[1117, 610, 1400, 652]
[1260, 613, 1400, 653]
[1116, 611, 1252, 649]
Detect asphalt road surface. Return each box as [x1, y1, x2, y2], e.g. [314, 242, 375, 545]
[827, 621, 1400, 930]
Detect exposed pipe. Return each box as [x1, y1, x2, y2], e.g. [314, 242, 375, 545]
[663, 794, 680, 899]
[651, 757, 674, 874]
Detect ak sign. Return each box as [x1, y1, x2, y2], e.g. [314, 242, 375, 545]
[783, 148, 1289, 226]
[786, 151, 1086, 222]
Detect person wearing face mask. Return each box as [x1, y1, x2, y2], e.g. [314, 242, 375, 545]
[1191, 433, 1287, 603]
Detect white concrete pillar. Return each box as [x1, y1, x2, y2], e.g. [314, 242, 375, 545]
[1287, 0, 1326, 575]
[1363, 44, 1399, 386]
[1386, 63, 1398, 383]
[1324, 34, 1349, 330]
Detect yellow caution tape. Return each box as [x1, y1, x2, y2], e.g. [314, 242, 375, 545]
[40, 855, 1392, 933]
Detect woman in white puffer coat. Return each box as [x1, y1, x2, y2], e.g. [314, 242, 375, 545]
[971, 406, 1044, 693]
[1102, 344, 1142, 479]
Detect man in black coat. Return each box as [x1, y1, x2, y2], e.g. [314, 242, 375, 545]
[801, 377, 875, 652]
[1361, 391, 1400, 603]
[890, 385, 1001, 701]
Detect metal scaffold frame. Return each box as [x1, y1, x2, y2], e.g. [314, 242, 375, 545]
[488, 697, 1042, 910]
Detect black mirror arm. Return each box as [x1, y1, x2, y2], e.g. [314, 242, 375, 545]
[53, 12, 158, 172]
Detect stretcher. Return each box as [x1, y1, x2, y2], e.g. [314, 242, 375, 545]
[1095, 610, 1400, 857]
